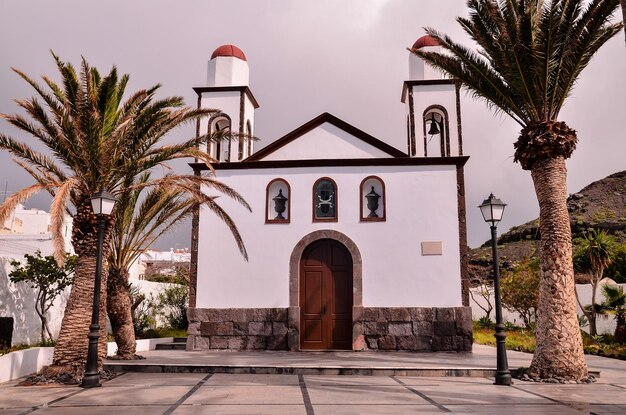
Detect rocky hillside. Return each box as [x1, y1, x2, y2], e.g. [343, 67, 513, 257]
[468, 171, 626, 283]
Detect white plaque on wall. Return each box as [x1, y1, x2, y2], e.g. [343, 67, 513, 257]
[421, 241, 443, 256]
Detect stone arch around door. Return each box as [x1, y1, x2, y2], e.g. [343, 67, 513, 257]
[288, 230, 363, 350]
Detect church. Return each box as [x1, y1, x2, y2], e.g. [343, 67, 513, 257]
[187, 37, 473, 352]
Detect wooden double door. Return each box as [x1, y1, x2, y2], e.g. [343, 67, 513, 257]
[300, 239, 353, 350]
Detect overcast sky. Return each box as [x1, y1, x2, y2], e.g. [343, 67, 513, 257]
[1, 0, 625, 250]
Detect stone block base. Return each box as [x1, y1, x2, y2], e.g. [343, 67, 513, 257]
[187, 308, 289, 351]
[187, 306, 472, 352]
[358, 306, 473, 352]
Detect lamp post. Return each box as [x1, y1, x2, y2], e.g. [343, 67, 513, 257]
[81, 190, 116, 388]
[478, 193, 512, 386]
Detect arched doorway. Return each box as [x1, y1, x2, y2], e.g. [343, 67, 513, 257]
[300, 239, 353, 350]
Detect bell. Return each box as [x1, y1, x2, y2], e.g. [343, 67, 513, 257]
[427, 114, 440, 136]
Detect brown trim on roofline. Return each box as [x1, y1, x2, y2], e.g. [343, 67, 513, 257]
[408, 87, 416, 156]
[189, 166, 202, 309]
[238, 90, 245, 160]
[193, 86, 260, 108]
[195, 95, 201, 163]
[401, 79, 457, 103]
[190, 156, 468, 171]
[246, 112, 407, 161]
[456, 165, 469, 307]
[455, 80, 464, 156]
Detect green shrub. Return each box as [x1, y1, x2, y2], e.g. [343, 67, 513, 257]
[159, 285, 189, 330]
[476, 316, 493, 329]
[501, 259, 540, 329]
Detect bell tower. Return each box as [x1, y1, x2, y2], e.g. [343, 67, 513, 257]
[402, 35, 463, 158]
[194, 44, 259, 162]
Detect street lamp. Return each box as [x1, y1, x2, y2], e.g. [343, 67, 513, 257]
[478, 193, 512, 386]
[81, 190, 115, 388]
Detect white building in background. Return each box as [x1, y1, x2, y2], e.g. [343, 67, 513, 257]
[188, 37, 473, 353]
[0, 203, 61, 235]
[1, 206, 70, 345]
[130, 248, 191, 281]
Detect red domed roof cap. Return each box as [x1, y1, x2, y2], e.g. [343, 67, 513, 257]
[211, 44, 247, 61]
[412, 35, 440, 50]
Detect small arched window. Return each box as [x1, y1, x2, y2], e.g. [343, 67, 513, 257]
[266, 179, 290, 223]
[422, 105, 450, 157]
[208, 113, 231, 162]
[313, 177, 337, 222]
[360, 176, 386, 222]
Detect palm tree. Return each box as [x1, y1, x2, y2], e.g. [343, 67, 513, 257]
[0, 54, 248, 380]
[573, 229, 618, 336]
[413, 0, 622, 380]
[108, 173, 246, 359]
[600, 284, 626, 343]
[621, 0, 626, 44]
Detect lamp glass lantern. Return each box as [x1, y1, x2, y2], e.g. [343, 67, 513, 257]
[479, 193, 506, 226]
[90, 190, 116, 216]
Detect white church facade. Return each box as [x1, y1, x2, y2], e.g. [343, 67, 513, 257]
[187, 38, 473, 352]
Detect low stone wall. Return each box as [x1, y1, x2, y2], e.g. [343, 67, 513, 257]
[355, 307, 473, 352]
[188, 306, 472, 352]
[187, 308, 289, 351]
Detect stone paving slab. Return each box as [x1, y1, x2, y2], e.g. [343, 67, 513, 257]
[185, 385, 304, 405]
[411, 383, 553, 405]
[172, 404, 308, 415]
[17, 406, 170, 415]
[313, 404, 446, 414]
[306, 383, 429, 405]
[444, 403, 585, 414]
[514, 383, 626, 404]
[588, 404, 626, 414]
[204, 373, 300, 386]
[305, 375, 400, 386]
[0, 383, 79, 410]
[104, 372, 207, 386]
[51, 385, 193, 406]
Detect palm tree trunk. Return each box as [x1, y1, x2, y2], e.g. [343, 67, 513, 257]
[527, 157, 588, 380]
[48, 201, 111, 379]
[107, 267, 137, 359]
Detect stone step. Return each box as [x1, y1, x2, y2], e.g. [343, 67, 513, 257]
[105, 362, 504, 377]
[155, 342, 187, 350]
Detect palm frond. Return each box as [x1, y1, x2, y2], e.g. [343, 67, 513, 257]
[413, 0, 622, 125]
[50, 178, 77, 265]
[0, 183, 49, 224]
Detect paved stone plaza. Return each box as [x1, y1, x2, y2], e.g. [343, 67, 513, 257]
[2, 345, 626, 414]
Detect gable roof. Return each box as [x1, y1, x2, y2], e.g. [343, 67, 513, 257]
[246, 112, 407, 161]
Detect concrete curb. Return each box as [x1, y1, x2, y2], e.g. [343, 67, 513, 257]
[0, 347, 54, 383]
[0, 338, 174, 383]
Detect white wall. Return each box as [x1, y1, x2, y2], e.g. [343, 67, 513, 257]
[197, 164, 463, 309]
[207, 56, 249, 87]
[469, 283, 626, 335]
[262, 123, 393, 161]
[409, 46, 445, 81]
[0, 236, 69, 345]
